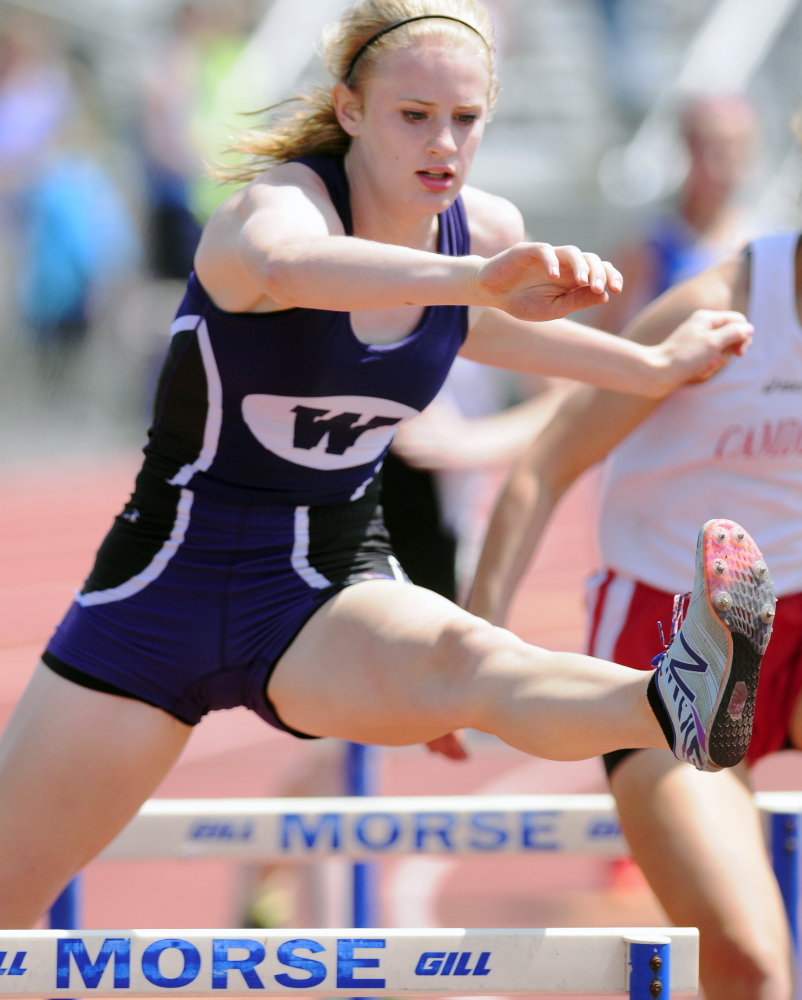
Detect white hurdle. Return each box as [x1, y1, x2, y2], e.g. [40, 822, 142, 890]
[101, 793, 626, 860]
[0, 927, 698, 996]
[89, 790, 799, 954]
[37, 792, 716, 996]
[99, 791, 798, 861]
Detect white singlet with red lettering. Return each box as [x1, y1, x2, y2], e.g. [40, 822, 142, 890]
[598, 230, 802, 596]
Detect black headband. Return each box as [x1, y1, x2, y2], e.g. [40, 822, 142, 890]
[344, 15, 488, 83]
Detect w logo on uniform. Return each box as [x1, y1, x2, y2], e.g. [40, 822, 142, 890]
[242, 393, 419, 470]
[291, 405, 401, 455]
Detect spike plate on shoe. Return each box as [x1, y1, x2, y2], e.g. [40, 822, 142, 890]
[654, 518, 775, 772]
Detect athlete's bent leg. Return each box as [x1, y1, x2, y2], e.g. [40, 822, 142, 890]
[269, 581, 666, 758]
[610, 750, 792, 1000]
[0, 663, 192, 927]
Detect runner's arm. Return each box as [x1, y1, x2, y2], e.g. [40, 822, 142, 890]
[460, 297, 751, 399]
[390, 382, 573, 470]
[196, 165, 620, 318]
[465, 383, 655, 625]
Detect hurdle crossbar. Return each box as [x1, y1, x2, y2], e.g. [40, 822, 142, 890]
[98, 791, 802, 861]
[0, 928, 697, 996]
[100, 793, 626, 860]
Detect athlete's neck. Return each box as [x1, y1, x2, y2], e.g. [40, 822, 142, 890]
[344, 149, 440, 252]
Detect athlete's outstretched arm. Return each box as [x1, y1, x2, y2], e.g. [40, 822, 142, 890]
[466, 256, 746, 626]
[461, 306, 750, 398]
[195, 163, 619, 319]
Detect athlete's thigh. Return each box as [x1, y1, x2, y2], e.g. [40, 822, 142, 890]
[268, 580, 482, 744]
[611, 749, 792, 999]
[0, 662, 191, 927]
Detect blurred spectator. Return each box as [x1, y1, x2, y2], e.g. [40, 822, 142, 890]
[21, 149, 139, 353]
[141, 3, 203, 281]
[187, 0, 255, 222]
[142, 0, 255, 280]
[0, 12, 70, 191]
[0, 13, 138, 357]
[596, 94, 760, 332]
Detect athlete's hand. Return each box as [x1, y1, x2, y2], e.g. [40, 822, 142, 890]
[425, 732, 469, 761]
[649, 309, 753, 397]
[472, 243, 622, 321]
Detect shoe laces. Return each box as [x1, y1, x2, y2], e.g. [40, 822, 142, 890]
[651, 591, 691, 667]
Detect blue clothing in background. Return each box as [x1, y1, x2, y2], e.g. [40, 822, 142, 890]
[20, 154, 139, 338]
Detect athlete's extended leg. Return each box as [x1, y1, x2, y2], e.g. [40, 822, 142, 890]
[610, 750, 792, 1000]
[270, 519, 772, 765]
[271, 579, 670, 758]
[0, 663, 192, 927]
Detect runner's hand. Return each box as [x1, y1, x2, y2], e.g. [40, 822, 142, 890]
[651, 309, 753, 395]
[472, 243, 622, 321]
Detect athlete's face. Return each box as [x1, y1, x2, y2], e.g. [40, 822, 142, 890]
[336, 42, 491, 217]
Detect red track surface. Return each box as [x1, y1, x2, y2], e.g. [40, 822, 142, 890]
[1, 452, 798, 995]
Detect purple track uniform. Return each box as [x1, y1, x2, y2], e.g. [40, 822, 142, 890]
[43, 155, 471, 735]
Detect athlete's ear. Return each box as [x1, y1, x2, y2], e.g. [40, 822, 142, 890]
[333, 81, 363, 137]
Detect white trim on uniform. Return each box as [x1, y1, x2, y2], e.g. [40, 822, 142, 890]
[349, 473, 376, 501]
[170, 315, 204, 338]
[76, 489, 195, 607]
[387, 554, 407, 583]
[168, 316, 224, 488]
[291, 506, 332, 589]
[588, 572, 636, 662]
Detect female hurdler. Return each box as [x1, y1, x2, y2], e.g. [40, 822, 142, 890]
[0, 0, 773, 926]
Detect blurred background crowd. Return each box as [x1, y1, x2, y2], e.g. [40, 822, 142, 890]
[0, 0, 801, 467]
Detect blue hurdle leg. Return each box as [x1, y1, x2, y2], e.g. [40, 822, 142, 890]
[48, 875, 81, 930]
[770, 812, 800, 950]
[627, 938, 670, 1000]
[345, 742, 379, 928]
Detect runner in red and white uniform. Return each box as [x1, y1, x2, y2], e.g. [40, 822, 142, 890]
[469, 230, 802, 1000]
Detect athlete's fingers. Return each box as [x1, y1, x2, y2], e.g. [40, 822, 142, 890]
[709, 319, 754, 351]
[582, 253, 608, 294]
[526, 242, 561, 278]
[692, 308, 750, 329]
[733, 333, 752, 357]
[686, 320, 753, 383]
[602, 259, 623, 293]
[425, 732, 469, 761]
[553, 245, 590, 286]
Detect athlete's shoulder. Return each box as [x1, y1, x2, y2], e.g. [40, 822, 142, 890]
[460, 185, 525, 257]
[196, 161, 345, 312]
[235, 161, 345, 234]
[199, 162, 343, 259]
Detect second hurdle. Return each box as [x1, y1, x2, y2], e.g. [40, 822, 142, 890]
[51, 788, 802, 945]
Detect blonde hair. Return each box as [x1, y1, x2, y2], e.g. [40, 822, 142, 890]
[221, 0, 497, 183]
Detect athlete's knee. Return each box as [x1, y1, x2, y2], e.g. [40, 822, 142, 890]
[425, 615, 521, 716]
[703, 930, 792, 1000]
